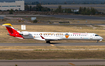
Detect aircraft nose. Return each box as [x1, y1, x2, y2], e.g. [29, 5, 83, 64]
[101, 37, 103, 39]
[99, 36, 103, 41]
[100, 37, 103, 40]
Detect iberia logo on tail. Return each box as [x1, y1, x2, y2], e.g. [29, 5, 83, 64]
[2, 23, 24, 39]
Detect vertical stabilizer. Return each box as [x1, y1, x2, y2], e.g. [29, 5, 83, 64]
[2, 23, 23, 39]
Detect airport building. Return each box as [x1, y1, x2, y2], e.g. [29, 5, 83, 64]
[0, 0, 24, 11]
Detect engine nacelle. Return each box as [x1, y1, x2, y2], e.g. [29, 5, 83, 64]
[20, 31, 29, 35]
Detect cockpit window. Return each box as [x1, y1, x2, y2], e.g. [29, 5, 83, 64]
[95, 34, 99, 36]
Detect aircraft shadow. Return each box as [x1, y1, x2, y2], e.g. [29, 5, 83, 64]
[48, 43, 61, 44]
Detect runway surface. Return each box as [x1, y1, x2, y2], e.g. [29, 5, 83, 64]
[0, 59, 105, 66]
[0, 42, 105, 46]
[6, 14, 105, 20]
[48, 15, 105, 20]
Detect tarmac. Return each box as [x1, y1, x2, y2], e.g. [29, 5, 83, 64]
[6, 14, 105, 20]
[0, 42, 104, 46]
[0, 59, 105, 66]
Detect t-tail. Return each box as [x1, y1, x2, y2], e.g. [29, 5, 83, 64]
[2, 23, 23, 39]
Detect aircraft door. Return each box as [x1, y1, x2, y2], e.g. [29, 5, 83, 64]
[90, 34, 94, 39]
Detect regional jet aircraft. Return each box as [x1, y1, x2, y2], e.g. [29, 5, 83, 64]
[2, 23, 103, 43]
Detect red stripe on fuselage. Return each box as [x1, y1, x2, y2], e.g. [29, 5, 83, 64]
[40, 36, 45, 39]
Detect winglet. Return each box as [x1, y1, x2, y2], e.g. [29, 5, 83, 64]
[2, 23, 12, 27]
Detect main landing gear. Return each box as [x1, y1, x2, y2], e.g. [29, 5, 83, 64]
[97, 40, 99, 43]
[46, 41, 50, 43]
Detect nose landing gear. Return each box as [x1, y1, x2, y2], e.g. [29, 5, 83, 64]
[97, 40, 99, 43]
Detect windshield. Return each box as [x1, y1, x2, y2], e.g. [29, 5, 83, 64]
[95, 34, 99, 36]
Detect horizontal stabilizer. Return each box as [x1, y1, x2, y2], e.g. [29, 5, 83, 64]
[2, 23, 12, 27]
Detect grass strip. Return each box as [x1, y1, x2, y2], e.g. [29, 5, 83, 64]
[0, 50, 105, 59]
[0, 46, 105, 50]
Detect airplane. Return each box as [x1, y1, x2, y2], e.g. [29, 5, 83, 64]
[2, 23, 103, 43]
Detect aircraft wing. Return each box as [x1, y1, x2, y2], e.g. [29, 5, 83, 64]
[40, 35, 60, 41]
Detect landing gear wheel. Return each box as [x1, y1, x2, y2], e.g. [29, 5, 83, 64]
[97, 40, 99, 43]
[46, 41, 50, 43]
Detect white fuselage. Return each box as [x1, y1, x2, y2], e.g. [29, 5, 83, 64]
[21, 32, 103, 41]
